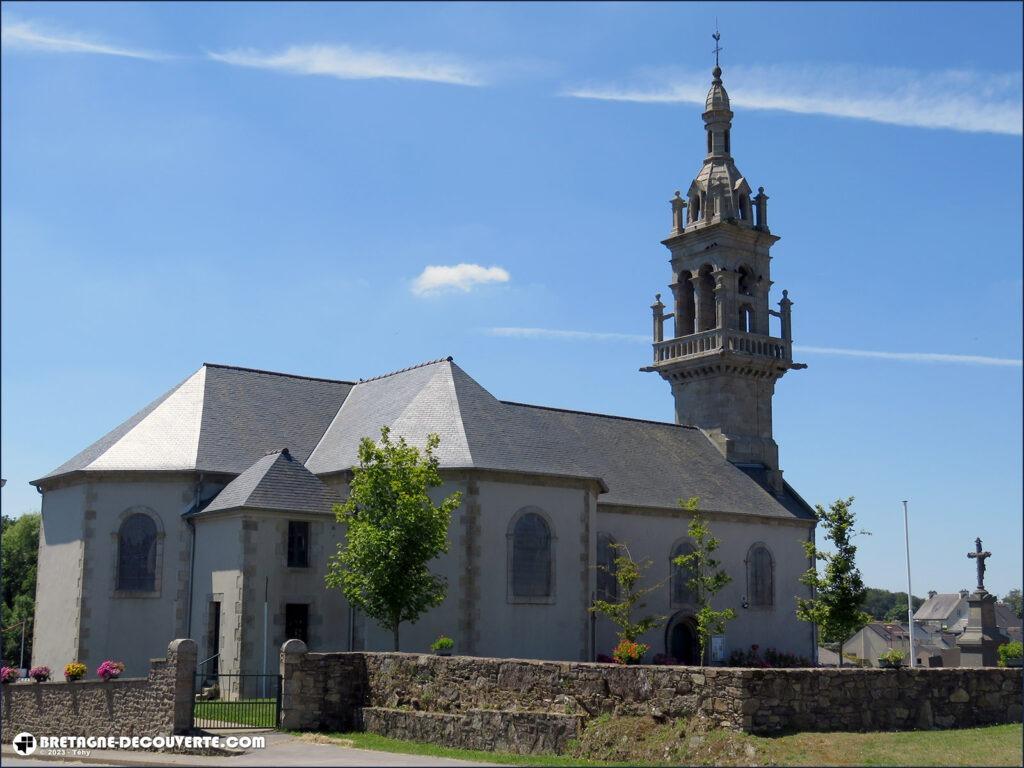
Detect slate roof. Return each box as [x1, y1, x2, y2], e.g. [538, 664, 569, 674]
[34, 364, 353, 483]
[38, 357, 814, 522]
[914, 593, 966, 622]
[201, 448, 337, 515]
[307, 359, 813, 520]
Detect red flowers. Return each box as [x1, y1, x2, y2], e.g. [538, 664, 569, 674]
[612, 639, 649, 665]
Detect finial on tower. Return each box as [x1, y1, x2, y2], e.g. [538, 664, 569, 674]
[712, 25, 723, 75]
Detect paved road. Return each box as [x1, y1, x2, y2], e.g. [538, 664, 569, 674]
[2, 731, 494, 767]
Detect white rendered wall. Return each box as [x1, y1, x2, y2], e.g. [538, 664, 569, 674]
[594, 506, 815, 662]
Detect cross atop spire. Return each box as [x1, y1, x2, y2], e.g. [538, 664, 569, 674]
[712, 27, 722, 69]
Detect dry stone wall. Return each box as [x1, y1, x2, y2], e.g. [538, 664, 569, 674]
[279, 643, 1023, 753]
[1, 639, 196, 741]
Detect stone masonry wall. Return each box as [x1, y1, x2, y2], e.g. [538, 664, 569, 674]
[1, 639, 196, 741]
[280, 643, 1023, 752]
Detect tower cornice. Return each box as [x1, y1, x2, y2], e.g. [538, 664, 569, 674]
[661, 219, 780, 249]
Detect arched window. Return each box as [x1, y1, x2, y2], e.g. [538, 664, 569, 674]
[117, 513, 158, 591]
[670, 541, 697, 606]
[737, 265, 755, 296]
[738, 304, 754, 333]
[724, 130, 731, 154]
[673, 273, 695, 337]
[596, 533, 618, 602]
[736, 193, 749, 220]
[746, 544, 774, 608]
[510, 511, 553, 600]
[696, 266, 716, 331]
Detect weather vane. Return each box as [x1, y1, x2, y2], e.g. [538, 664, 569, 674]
[712, 25, 722, 68]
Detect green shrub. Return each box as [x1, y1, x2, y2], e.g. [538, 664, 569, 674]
[430, 635, 454, 653]
[997, 640, 1022, 667]
[879, 648, 906, 665]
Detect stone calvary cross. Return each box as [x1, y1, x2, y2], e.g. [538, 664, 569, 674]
[967, 537, 991, 593]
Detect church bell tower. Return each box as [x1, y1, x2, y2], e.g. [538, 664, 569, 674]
[642, 55, 805, 492]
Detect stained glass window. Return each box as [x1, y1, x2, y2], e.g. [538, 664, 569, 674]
[512, 512, 552, 598]
[117, 513, 157, 591]
[671, 542, 697, 606]
[748, 544, 774, 608]
[596, 533, 618, 602]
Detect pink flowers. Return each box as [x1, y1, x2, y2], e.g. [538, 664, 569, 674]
[96, 660, 125, 681]
[0, 666, 18, 684]
[29, 666, 50, 683]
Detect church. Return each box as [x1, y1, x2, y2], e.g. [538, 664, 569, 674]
[31, 62, 818, 678]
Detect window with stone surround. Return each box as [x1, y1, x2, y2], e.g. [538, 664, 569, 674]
[670, 541, 697, 606]
[746, 543, 774, 608]
[508, 508, 554, 602]
[287, 521, 310, 568]
[116, 512, 158, 592]
[596, 532, 618, 602]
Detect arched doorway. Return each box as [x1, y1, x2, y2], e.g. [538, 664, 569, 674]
[666, 613, 700, 665]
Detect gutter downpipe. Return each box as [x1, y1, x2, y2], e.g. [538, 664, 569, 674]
[185, 474, 202, 639]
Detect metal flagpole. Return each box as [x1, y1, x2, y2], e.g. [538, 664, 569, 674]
[902, 500, 915, 668]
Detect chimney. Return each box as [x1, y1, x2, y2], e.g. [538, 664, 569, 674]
[927, 590, 937, 599]
[959, 589, 969, 599]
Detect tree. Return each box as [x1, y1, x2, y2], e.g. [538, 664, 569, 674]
[796, 497, 871, 667]
[326, 428, 462, 650]
[1004, 589, 1022, 619]
[589, 542, 666, 645]
[672, 498, 735, 666]
[863, 586, 924, 621]
[1, 513, 40, 667]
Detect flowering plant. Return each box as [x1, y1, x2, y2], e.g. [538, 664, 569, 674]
[0, 666, 18, 684]
[97, 660, 125, 681]
[611, 639, 648, 665]
[29, 666, 51, 683]
[64, 662, 87, 681]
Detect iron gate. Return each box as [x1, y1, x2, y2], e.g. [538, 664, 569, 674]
[193, 673, 281, 729]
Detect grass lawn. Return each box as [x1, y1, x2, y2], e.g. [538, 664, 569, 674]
[312, 722, 1023, 767]
[194, 698, 276, 728]
[301, 732, 617, 766]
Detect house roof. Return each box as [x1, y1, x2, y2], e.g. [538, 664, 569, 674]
[34, 364, 353, 483]
[201, 448, 337, 515]
[37, 357, 814, 522]
[865, 622, 911, 642]
[995, 602, 1023, 629]
[913, 593, 966, 622]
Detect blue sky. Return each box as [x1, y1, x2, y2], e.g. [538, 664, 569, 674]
[2, 2, 1021, 597]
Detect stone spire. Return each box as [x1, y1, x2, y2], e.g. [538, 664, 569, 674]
[682, 64, 755, 229]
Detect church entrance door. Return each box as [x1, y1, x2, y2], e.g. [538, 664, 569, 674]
[667, 614, 700, 665]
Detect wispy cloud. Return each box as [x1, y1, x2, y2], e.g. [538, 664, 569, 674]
[489, 326, 646, 343]
[1, 20, 167, 61]
[794, 345, 1022, 368]
[413, 264, 510, 296]
[486, 326, 1022, 367]
[209, 43, 485, 86]
[565, 64, 1023, 136]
